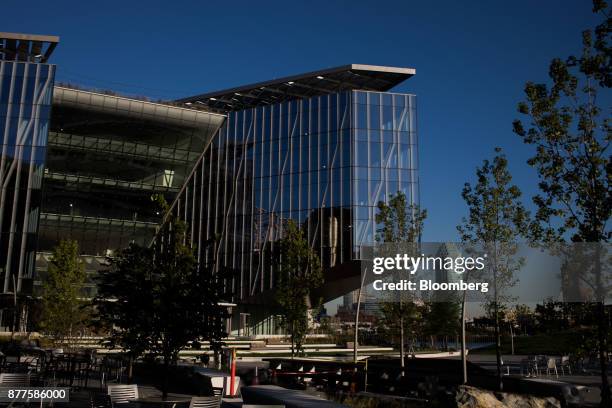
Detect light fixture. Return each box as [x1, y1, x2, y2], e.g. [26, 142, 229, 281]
[316, 76, 324, 80]
[287, 81, 294, 85]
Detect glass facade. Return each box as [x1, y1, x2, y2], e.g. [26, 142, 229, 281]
[169, 90, 418, 304]
[35, 87, 225, 298]
[0, 60, 55, 294]
[39, 88, 223, 255]
[352, 91, 419, 250]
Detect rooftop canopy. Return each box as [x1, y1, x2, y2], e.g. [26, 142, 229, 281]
[176, 64, 415, 113]
[0, 32, 59, 63]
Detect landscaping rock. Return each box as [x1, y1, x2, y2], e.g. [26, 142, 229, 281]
[456, 386, 560, 408]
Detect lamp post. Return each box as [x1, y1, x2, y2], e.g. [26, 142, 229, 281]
[229, 348, 237, 396]
[353, 266, 368, 364]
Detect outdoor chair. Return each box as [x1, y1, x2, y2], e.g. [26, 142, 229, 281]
[107, 384, 139, 404]
[188, 396, 221, 408]
[521, 356, 539, 377]
[101, 357, 126, 386]
[0, 373, 30, 386]
[500, 358, 511, 376]
[17, 355, 38, 372]
[535, 355, 549, 376]
[560, 355, 572, 375]
[199, 354, 210, 367]
[520, 358, 530, 376]
[90, 393, 113, 408]
[70, 355, 94, 389]
[546, 358, 558, 378]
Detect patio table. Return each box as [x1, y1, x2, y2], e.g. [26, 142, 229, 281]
[194, 367, 241, 396]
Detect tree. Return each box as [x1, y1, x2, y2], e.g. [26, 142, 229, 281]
[275, 220, 323, 359]
[513, 304, 535, 335]
[94, 196, 229, 398]
[512, 2, 611, 404]
[457, 148, 529, 390]
[94, 243, 155, 379]
[375, 191, 427, 371]
[424, 299, 461, 351]
[535, 299, 566, 334]
[40, 239, 87, 348]
[379, 298, 423, 353]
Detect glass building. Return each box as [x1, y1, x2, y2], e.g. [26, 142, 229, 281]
[0, 33, 223, 331]
[0, 33, 58, 329]
[35, 86, 225, 300]
[167, 65, 418, 334]
[0, 45, 418, 335]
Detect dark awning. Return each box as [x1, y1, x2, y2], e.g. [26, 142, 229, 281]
[176, 64, 415, 113]
[0, 32, 59, 63]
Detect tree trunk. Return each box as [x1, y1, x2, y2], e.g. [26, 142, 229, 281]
[162, 355, 170, 400]
[492, 248, 503, 391]
[354, 270, 367, 364]
[494, 301, 503, 391]
[127, 355, 133, 384]
[597, 301, 610, 407]
[594, 245, 610, 407]
[460, 293, 467, 384]
[69, 323, 73, 352]
[290, 323, 295, 360]
[399, 317, 405, 373]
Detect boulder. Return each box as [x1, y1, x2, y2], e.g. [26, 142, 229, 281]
[456, 386, 560, 408]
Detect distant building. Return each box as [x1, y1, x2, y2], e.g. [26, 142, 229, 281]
[343, 290, 360, 309]
[434, 242, 463, 285]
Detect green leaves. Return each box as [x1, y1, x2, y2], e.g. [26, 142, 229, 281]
[458, 148, 529, 246]
[375, 191, 427, 355]
[93, 203, 229, 364]
[513, 2, 611, 244]
[40, 239, 88, 346]
[457, 147, 528, 313]
[375, 191, 426, 245]
[512, 3, 611, 402]
[275, 220, 323, 356]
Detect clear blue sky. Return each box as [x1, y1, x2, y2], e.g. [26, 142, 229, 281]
[3, 0, 601, 241]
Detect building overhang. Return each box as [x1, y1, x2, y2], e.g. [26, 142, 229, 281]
[53, 86, 226, 132]
[176, 64, 415, 113]
[0, 32, 59, 63]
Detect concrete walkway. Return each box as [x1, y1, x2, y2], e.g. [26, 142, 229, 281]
[241, 385, 348, 408]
